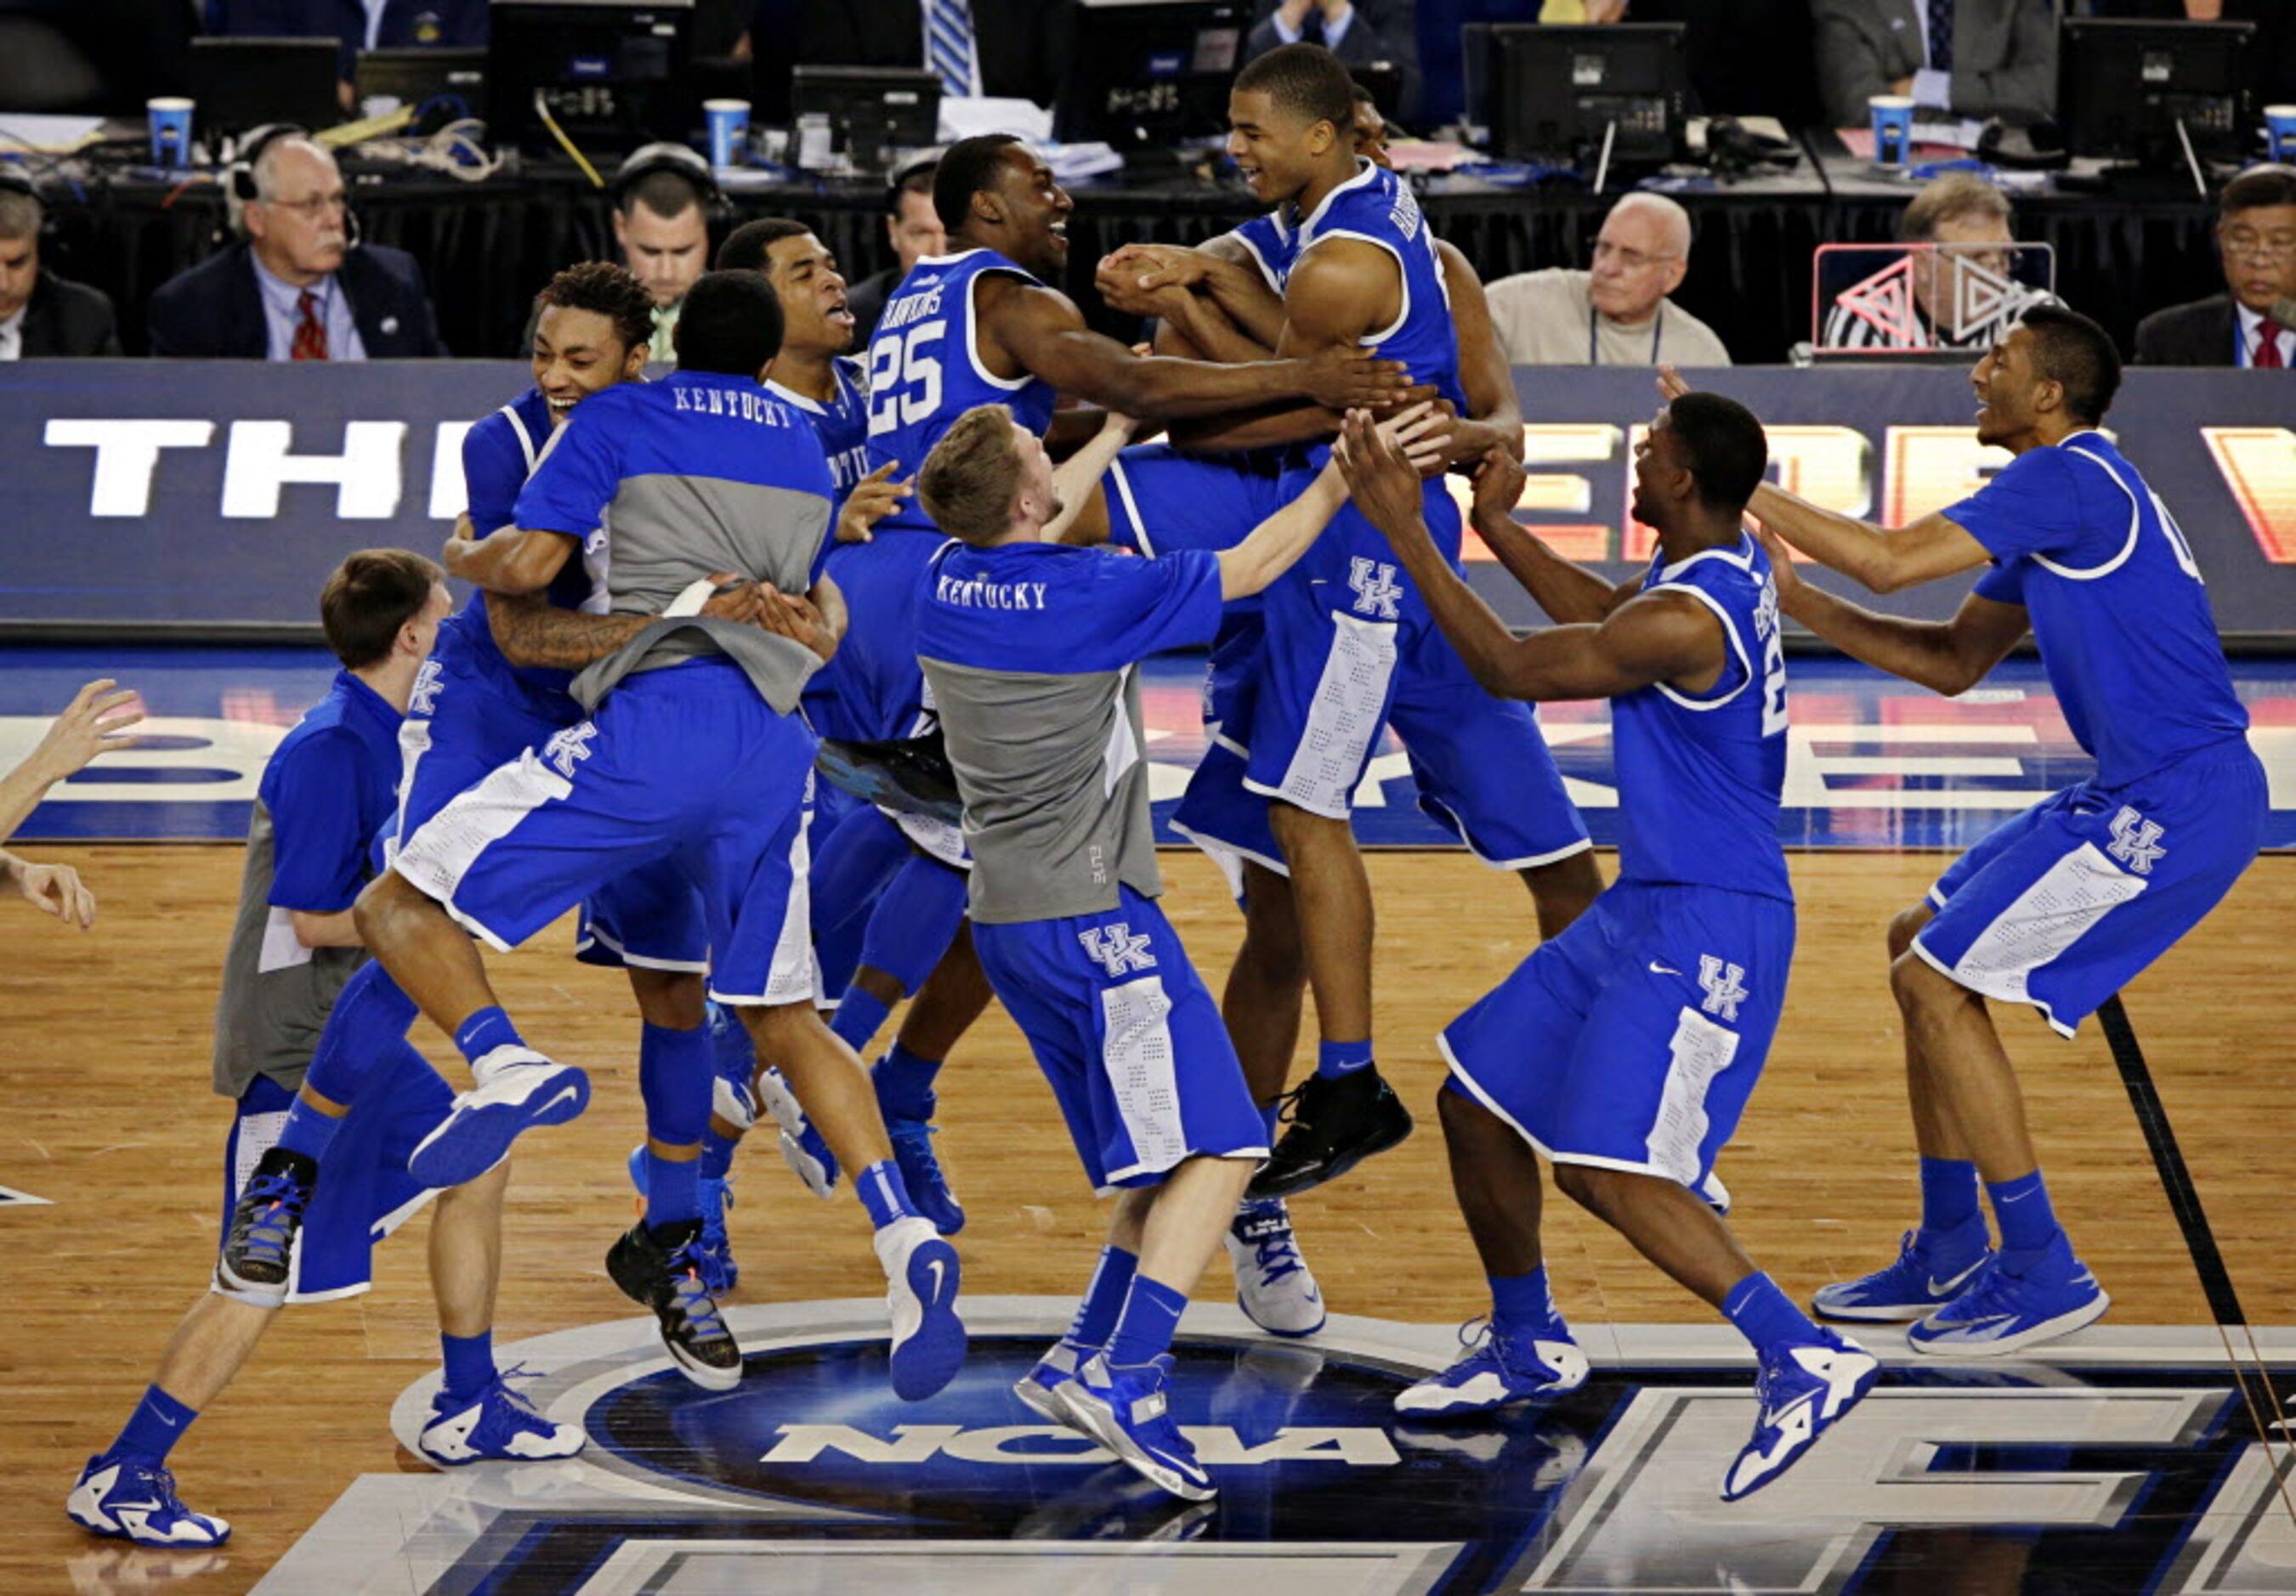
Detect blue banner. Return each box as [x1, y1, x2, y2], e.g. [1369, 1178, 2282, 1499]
[3, 360, 2293, 633]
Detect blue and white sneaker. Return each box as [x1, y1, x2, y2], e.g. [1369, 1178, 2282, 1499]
[1225, 1197, 1325, 1338]
[1908, 1237, 2109, 1357]
[883, 1104, 966, 1235]
[215, 1146, 316, 1305]
[876, 1215, 967, 1401]
[1812, 1229, 1994, 1322]
[1013, 1340, 1087, 1427]
[409, 1045, 589, 1190]
[1721, 1335, 1881, 1502]
[1394, 1317, 1590, 1418]
[1057, 1354, 1216, 1503]
[417, 1368, 587, 1466]
[756, 1066, 840, 1198]
[67, 1455, 230, 1547]
[625, 1146, 739, 1295]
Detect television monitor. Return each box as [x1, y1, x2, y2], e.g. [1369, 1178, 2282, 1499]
[1052, 0, 1248, 150]
[1480, 22, 1688, 172]
[354, 48, 488, 121]
[487, 0, 695, 159]
[790, 65, 940, 176]
[189, 38, 343, 138]
[2061, 19, 2254, 170]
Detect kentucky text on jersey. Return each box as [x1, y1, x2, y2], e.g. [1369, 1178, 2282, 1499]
[933, 573, 1049, 610]
[667, 384, 808, 426]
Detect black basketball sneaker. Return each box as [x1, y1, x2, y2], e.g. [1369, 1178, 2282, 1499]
[216, 1146, 318, 1305]
[606, 1217, 745, 1390]
[1247, 1068, 1415, 1200]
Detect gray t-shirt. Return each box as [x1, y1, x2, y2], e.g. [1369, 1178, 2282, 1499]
[1484, 268, 1732, 367]
[212, 799, 371, 1098]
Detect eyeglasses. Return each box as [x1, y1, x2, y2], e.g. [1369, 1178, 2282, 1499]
[1590, 239, 1679, 271]
[263, 192, 349, 218]
[2220, 231, 2296, 263]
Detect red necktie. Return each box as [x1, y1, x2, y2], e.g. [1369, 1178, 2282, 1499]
[2257, 319, 2285, 370]
[291, 290, 329, 361]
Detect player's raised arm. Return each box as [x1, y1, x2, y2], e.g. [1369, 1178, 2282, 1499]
[1753, 524, 2030, 697]
[1436, 240, 1527, 468]
[1466, 449, 1642, 625]
[1221, 402, 1447, 600]
[1043, 410, 1140, 543]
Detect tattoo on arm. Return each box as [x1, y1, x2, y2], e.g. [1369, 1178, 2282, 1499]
[486, 595, 654, 671]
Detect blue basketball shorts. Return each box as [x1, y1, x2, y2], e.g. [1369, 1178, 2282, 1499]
[391, 659, 819, 1009]
[573, 859, 711, 975]
[392, 638, 570, 846]
[218, 1057, 451, 1302]
[1439, 880, 1798, 1211]
[972, 886, 1267, 1194]
[1913, 737, 2265, 1038]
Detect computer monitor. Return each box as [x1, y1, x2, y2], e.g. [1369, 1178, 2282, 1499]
[354, 48, 488, 121]
[189, 39, 343, 139]
[1480, 22, 1688, 172]
[790, 65, 940, 176]
[2061, 19, 2254, 170]
[487, 0, 695, 159]
[1052, 0, 1247, 151]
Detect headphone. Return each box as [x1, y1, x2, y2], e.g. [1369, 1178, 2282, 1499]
[612, 142, 724, 217]
[224, 123, 360, 246]
[0, 162, 63, 246]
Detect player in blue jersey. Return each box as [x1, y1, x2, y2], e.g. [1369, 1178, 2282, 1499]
[356, 273, 970, 1401]
[1336, 397, 1880, 1501]
[71, 552, 583, 1551]
[1676, 307, 2267, 1355]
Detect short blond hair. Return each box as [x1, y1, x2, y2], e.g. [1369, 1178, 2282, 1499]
[918, 404, 1024, 544]
[1900, 172, 2012, 242]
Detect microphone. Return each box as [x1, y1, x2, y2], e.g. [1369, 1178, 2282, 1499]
[2274, 296, 2296, 330]
[343, 205, 361, 250]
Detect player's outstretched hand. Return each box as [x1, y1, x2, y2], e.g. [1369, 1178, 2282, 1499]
[1094, 251, 1187, 319]
[837, 461, 913, 545]
[1656, 364, 1692, 404]
[753, 586, 836, 663]
[1106, 243, 1210, 294]
[696, 574, 768, 626]
[28, 679, 142, 784]
[1751, 522, 1806, 610]
[1337, 405, 1438, 545]
[1304, 344, 1413, 412]
[6, 854, 96, 930]
[1471, 445, 1528, 527]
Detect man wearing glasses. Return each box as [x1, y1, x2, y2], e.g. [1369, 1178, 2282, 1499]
[2134, 164, 2296, 368]
[1482, 192, 1732, 367]
[148, 135, 445, 359]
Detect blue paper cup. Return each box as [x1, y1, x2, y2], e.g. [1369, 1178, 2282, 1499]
[1868, 94, 1916, 169]
[2266, 105, 2296, 164]
[147, 97, 194, 170]
[704, 99, 751, 171]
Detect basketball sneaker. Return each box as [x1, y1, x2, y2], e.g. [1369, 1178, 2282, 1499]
[1394, 1317, 1590, 1418]
[1225, 1198, 1325, 1338]
[1907, 1236, 2110, 1357]
[409, 1044, 589, 1190]
[605, 1217, 744, 1390]
[417, 1368, 586, 1466]
[1721, 1334, 1880, 1501]
[1013, 1340, 1087, 1427]
[1247, 1068, 1414, 1199]
[756, 1065, 840, 1198]
[1811, 1228, 1994, 1322]
[882, 1092, 966, 1235]
[66, 1455, 230, 1548]
[215, 1146, 317, 1305]
[1057, 1354, 1216, 1503]
[624, 1146, 739, 1295]
[876, 1214, 967, 1401]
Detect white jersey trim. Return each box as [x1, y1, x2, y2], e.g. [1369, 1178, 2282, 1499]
[1643, 580, 1755, 711]
[2033, 440, 2142, 581]
[501, 402, 541, 473]
[1306, 228, 1410, 348]
[963, 261, 1039, 395]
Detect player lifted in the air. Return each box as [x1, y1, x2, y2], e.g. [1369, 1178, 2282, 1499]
[1336, 394, 1881, 1502]
[1672, 306, 2265, 1355]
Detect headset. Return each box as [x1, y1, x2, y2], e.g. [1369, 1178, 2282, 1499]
[0, 162, 62, 248]
[224, 123, 360, 246]
[611, 142, 725, 219]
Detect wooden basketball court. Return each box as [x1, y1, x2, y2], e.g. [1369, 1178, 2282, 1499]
[2, 842, 2288, 1591]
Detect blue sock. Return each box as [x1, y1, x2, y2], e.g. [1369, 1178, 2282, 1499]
[453, 1006, 523, 1069]
[643, 1149, 702, 1227]
[875, 1043, 944, 1122]
[700, 1125, 736, 1181]
[1919, 1157, 1984, 1242]
[1722, 1271, 1822, 1357]
[856, 1158, 916, 1230]
[831, 989, 893, 1056]
[1317, 1040, 1373, 1080]
[858, 856, 968, 991]
[1106, 1276, 1189, 1369]
[276, 1096, 349, 1163]
[638, 1023, 711, 1146]
[1063, 1246, 1139, 1353]
[109, 1384, 197, 1463]
[439, 1330, 495, 1399]
[1488, 1266, 1560, 1336]
[1987, 1170, 2061, 1265]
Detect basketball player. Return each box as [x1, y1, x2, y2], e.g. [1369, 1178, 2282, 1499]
[69, 552, 581, 1552]
[1670, 306, 2265, 1354]
[915, 399, 1448, 1501]
[218, 265, 770, 1316]
[1337, 398, 1880, 1501]
[355, 272, 971, 1401]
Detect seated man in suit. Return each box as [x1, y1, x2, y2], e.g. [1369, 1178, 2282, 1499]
[146, 135, 445, 359]
[0, 180, 121, 359]
[845, 157, 943, 351]
[796, 0, 1070, 107]
[1813, 0, 2056, 128]
[1248, 0, 1422, 122]
[2134, 165, 2296, 367]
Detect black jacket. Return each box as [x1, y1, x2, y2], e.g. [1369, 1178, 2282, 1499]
[2132, 293, 2241, 367]
[796, 0, 1072, 107]
[1246, 0, 1423, 123]
[145, 241, 447, 359]
[18, 270, 122, 358]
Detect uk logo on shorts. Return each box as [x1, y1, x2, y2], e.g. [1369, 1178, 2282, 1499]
[2108, 806, 2166, 874]
[1078, 923, 1157, 977]
[543, 723, 598, 780]
[1698, 954, 1747, 1022]
[1348, 557, 1403, 621]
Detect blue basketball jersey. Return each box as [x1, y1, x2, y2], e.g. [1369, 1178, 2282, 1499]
[1611, 534, 1792, 903]
[1950, 431, 2250, 790]
[863, 249, 1058, 534]
[438, 388, 607, 720]
[770, 355, 873, 501]
[1282, 162, 1465, 416]
[1225, 211, 1295, 295]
